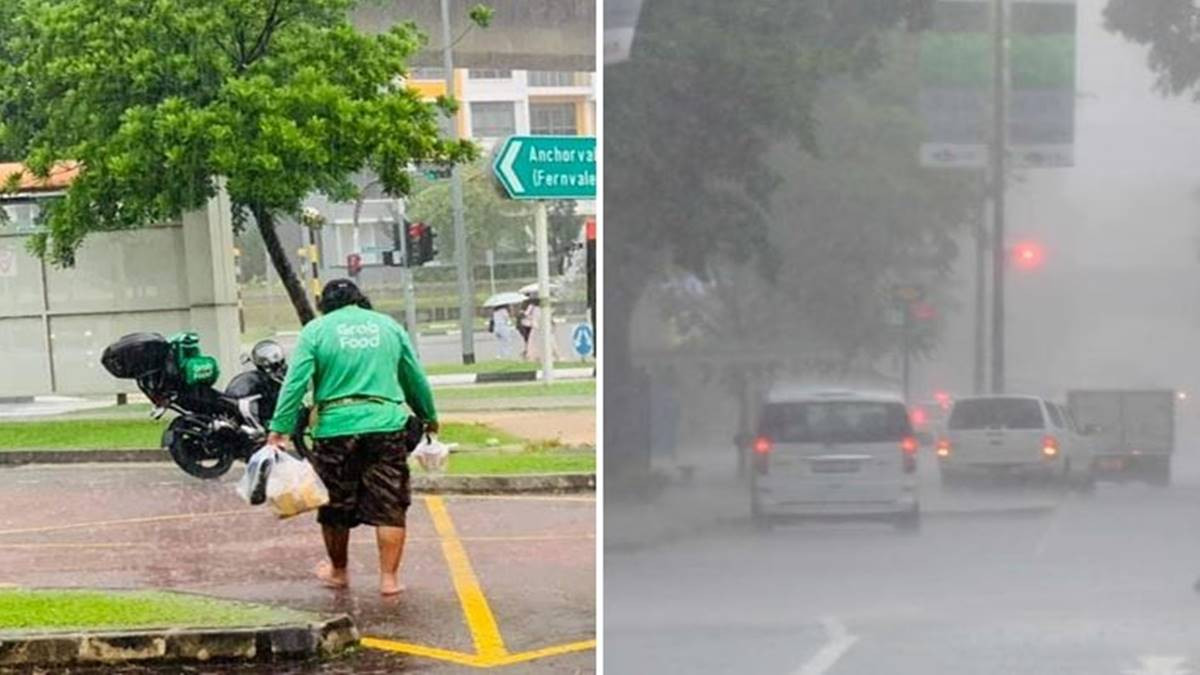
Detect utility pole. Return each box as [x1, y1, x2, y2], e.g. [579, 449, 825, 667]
[387, 202, 420, 356]
[441, 0, 475, 364]
[974, 206, 987, 395]
[902, 302, 913, 402]
[534, 202, 554, 382]
[989, 0, 1008, 394]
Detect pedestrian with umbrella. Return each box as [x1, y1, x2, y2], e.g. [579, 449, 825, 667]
[483, 291, 525, 360]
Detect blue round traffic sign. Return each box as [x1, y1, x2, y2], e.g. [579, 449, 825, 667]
[572, 323, 594, 358]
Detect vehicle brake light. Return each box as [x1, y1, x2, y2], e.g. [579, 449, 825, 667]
[936, 439, 951, 458]
[910, 407, 927, 427]
[1042, 435, 1059, 458]
[753, 436, 773, 455]
[900, 436, 918, 474]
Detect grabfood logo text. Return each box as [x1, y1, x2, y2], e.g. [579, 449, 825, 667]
[338, 322, 381, 349]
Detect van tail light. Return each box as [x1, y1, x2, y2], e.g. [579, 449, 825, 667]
[753, 436, 773, 455]
[936, 438, 952, 458]
[901, 436, 918, 474]
[1042, 435, 1059, 458]
[752, 436, 771, 475]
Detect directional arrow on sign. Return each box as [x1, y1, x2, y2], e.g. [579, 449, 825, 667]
[498, 139, 524, 194]
[492, 135, 596, 201]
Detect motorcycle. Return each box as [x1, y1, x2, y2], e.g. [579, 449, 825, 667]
[101, 331, 309, 479]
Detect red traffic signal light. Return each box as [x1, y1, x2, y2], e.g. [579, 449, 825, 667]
[910, 301, 936, 320]
[346, 253, 363, 277]
[1011, 240, 1044, 269]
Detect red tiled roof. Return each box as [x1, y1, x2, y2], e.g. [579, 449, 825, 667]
[0, 162, 79, 193]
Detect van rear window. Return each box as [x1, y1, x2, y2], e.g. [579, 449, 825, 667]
[760, 401, 911, 443]
[948, 398, 1045, 430]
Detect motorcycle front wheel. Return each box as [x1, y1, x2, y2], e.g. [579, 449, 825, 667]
[163, 416, 234, 479]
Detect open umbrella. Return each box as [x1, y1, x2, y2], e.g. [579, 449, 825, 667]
[519, 282, 561, 298]
[482, 291, 527, 308]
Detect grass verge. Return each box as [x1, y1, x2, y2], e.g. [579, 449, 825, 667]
[430, 450, 595, 475]
[423, 360, 589, 376]
[0, 419, 521, 451]
[434, 380, 594, 400]
[0, 589, 313, 633]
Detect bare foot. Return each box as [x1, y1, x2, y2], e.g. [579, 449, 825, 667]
[380, 574, 406, 596]
[315, 561, 349, 590]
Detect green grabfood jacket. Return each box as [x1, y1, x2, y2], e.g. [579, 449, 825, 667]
[269, 305, 436, 439]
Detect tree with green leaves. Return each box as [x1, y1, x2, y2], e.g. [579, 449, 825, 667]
[605, 0, 936, 481]
[0, 0, 481, 324]
[1103, 1, 1200, 99]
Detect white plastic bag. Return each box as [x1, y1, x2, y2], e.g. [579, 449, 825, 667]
[236, 445, 278, 505]
[265, 450, 330, 519]
[411, 434, 450, 473]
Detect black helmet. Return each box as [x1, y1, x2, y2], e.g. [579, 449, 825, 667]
[250, 340, 287, 381]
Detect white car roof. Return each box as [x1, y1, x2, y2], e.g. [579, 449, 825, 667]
[764, 386, 905, 405]
[952, 394, 1047, 404]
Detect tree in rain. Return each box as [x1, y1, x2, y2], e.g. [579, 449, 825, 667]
[0, 0, 481, 325]
[606, 0, 956, 483]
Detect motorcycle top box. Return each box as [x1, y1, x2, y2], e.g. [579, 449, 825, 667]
[169, 332, 220, 387]
[101, 332, 171, 379]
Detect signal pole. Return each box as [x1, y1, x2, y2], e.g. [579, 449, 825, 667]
[441, 0, 475, 364]
[990, 0, 1008, 394]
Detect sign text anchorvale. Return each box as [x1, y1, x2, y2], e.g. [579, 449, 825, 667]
[493, 135, 596, 200]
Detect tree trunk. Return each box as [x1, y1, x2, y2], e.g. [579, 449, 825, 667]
[603, 259, 656, 500]
[254, 206, 316, 325]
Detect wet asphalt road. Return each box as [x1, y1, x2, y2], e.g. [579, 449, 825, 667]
[606, 479, 1200, 674]
[0, 464, 595, 673]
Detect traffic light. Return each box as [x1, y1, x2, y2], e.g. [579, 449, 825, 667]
[910, 301, 936, 321]
[1011, 240, 1045, 269]
[346, 253, 363, 278]
[405, 222, 437, 266]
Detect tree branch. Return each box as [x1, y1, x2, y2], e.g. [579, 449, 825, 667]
[245, 0, 284, 66]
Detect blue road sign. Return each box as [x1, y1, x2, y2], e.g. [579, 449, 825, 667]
[572, 323, 594, 358]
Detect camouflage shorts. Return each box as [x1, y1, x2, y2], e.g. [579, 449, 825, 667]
[310, 422, 420, 529]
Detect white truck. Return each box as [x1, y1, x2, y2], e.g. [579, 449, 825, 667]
[1066, 390, 1176, 486]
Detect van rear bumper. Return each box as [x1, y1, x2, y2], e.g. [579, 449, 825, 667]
[754, 492, 918, 517]
[940, 460, 1060, 479]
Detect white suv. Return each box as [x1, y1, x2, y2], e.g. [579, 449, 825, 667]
[750, 389, 920, 531]
[939, 395, 1095, 489]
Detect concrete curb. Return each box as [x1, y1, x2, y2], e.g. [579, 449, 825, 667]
[0, 455, 596, 493]
[0, 450, 165, 465]
[411, 472, 595, 493]
[0, 615, 357, 668]
[427, 367, 594, 386]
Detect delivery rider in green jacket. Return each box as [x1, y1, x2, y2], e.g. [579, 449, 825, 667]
[268, 278, 437, 596]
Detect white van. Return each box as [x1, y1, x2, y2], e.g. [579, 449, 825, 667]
[750, 389, 920, 531]
[939, 395, 1095, 489]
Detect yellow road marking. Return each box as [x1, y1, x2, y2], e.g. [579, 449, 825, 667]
[3, 533, 595, 551]
[489, 639, 598, 667]
[0, 509, 252, 537]
[425, 495, 509, 659]
[362, 496, 595, 668]
[441, 494, 595, 503]
[362, 636, 597, 669]
[360, 638, 484, 668]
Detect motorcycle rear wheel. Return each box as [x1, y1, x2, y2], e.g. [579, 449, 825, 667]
[163, 416, 235, 479]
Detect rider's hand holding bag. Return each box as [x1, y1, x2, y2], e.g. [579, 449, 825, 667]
[265, 450, 330, 519]
[411, 434, 450, 473]
[235, 445, 278, 505]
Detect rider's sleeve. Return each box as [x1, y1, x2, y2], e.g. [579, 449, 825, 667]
[396, 322, 437, 424]
[269, 329, 316, 435]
